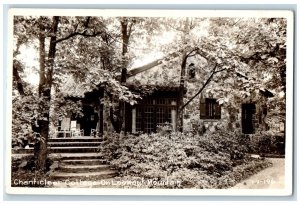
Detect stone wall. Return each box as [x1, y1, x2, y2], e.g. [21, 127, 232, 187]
[183, 91, 270, 136]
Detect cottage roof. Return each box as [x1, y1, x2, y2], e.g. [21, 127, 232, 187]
[61, 53, 274, 99]
[126, 83, 183, 94]
[60, 77, 100, 98]
[126, 54, 206, 87]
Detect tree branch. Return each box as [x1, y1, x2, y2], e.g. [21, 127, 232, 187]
[13, 60, 25, 96]
[187, 52, 199, 58]
[214, 68, 226, 74]
[128, 21, 134, 37]
[180, 63, 225, 111]
[186, 48, 199, 58]
[54, 30, 103, 44]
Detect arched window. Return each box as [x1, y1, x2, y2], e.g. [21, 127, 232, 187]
[188, 63, 196, 79]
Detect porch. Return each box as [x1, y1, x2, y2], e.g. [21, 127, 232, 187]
[55, 104, 102, 138]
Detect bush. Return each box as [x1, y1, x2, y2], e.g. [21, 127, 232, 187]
[11, 156, 53, 187]
[251, 131, 285, 155]
[101, 130, 270, 188]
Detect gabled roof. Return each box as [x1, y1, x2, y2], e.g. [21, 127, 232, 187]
[127, 54, 206, 87]
[61, 54, 274, 101]
[126, 52, 180, 77]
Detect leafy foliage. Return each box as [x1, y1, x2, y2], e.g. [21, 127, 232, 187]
[101, 129, 270, 188]
[250, 131, 285, 155]
[11, 156, 53, 187]
[12, 16, 286, 172]
[12, 92, 40, 147]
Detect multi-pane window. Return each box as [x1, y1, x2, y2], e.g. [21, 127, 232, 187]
[200, 98, 221, 119]
[144, 106, 155, 133]
[136, 107, 143, 132]
[135, 97, 176, 133]
[156, 107, 172, 127]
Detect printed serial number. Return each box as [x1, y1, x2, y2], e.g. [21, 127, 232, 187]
[251, 179, 276, 184]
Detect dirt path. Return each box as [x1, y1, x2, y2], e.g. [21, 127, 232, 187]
[231, 158, 285, 189]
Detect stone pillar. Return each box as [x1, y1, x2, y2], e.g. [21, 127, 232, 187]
[171, 101, 177, 131]
[132, 108, 136, 133]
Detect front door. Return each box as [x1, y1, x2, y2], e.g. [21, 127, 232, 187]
[81, 106, 98, 136]
[242, 103, 256, 134]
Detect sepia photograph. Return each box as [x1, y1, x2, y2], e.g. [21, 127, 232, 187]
[6, 9, 293, 195]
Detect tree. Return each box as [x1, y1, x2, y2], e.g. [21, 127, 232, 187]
[12, 16, 287, 171]
[111, 17, 136, 133]
[123, 17, 286, 132]
[13, 16, 109, 170]
[96, 17, 164, 133]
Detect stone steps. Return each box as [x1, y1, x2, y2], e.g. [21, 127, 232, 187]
[48, 141, 102, 147]
[49, 137, 102, 143]
[13, 137, 118, 186]
[12, 137, 103, 154]
[46, 138, 117, 185]
[49, 146, 101, 153]
[12, 147, 101, 154]
[12, 147, 102, 154]
[49, 156, 118, 182]
[59, 164, 110, 171]
[61, 159, 107, 166]
[58, 154, 105, 161]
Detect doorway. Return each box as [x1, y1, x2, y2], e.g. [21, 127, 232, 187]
[81, 106, 98, 136]
[242, 103, 256, 134]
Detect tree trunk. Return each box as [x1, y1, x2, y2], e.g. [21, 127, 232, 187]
[38, 20, 46, 96]
[178, 52, 188, 132]
[13, 41, 26, 96]
[177, 18, 190, 132]
[120, 17, 130, 83]
[36, 16, 59, 171]
[110, 17, 132, 134]
[13, 61, 25, 96]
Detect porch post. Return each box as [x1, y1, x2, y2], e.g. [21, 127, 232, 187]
[98, 96, 104, 136]
[171, 101, 177, 131]
[132, 108, 136, 133]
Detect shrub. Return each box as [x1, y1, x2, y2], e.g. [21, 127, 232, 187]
[251, 131, 285, 155]
[11, 156, 53, 187]
[101, 130, 270, 188]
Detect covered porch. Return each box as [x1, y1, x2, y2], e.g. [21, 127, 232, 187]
[54, 85, 104, 138]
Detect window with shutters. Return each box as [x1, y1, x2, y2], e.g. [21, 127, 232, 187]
[200, 98, 221, 119]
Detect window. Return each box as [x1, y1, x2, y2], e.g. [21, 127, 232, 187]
[135, 97, 177, 133]
[200, 98, 221, 119]
[188, 63, 196, 79]
[144, 106, 155, 133]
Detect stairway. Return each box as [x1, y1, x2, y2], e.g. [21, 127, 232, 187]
[13, 137, 118, 187]
[48, 137, 102, 153]
[47, 137, 118, 187]
[12, 137, 102, 154]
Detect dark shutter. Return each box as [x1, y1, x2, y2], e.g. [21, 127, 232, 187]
[215, 103, 221, 119]
[200, 97, 206, 119]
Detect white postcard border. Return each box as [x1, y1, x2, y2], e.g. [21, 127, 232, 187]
[5, 8, 294, 196]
